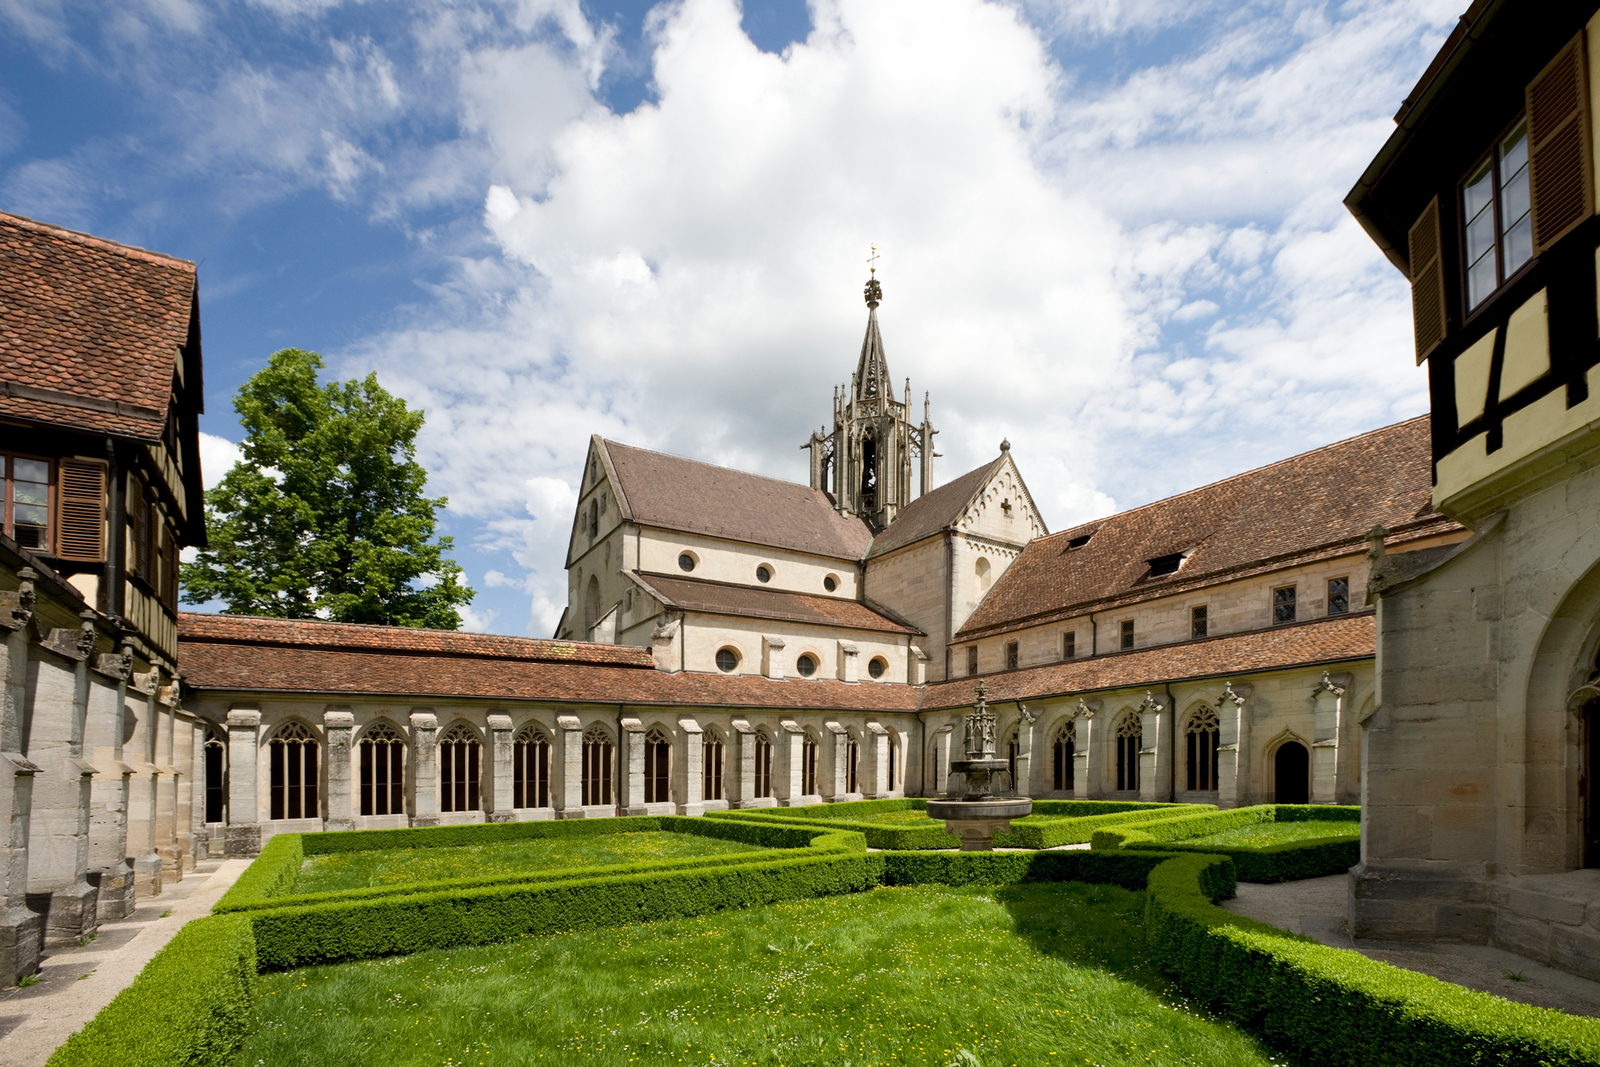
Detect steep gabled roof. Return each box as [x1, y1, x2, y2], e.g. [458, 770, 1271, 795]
[957, 416, 1458, 639]
[601, 439, 875, 561]
[866, 457, 1005, 559]
[632, 572, 921, 634]
[0, 211, 200, 440]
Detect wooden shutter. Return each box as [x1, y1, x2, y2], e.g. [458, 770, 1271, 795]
[56, 459, 106, 562]
[127, 476, 147, 577]
[1408, 197, 1447, 363]
[161, 528, 180, 607]
[1528, 33, 1594, 254]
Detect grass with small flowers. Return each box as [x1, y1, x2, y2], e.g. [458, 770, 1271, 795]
[294, 832, 771, 895]
[232, 882, 1283, 1067]
[1177, 821, 1359, 848]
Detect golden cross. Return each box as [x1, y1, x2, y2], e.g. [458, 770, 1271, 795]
[867, 244, 879, 275]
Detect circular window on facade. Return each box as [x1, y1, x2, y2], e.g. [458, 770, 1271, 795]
[756, 565, 772, 583]
[868, 656, 888, 680]
[795, 653, 818, 677]
[715, 647, 740, 673]
[679, 552, 696, 572]
[823, 574, 838, 592]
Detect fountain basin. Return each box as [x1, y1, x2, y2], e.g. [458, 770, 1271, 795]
[926, 797, 1033, 851]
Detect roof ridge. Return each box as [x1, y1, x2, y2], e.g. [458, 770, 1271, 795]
[0, 211, 197, 272]
[176, 611, 610, 647]
[604, 438, 826, 496]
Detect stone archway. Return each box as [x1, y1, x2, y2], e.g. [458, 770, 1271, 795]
[1273, 740, 1310, 804]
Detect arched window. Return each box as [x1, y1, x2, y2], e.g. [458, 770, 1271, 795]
[1005, 727, 1020, 788]
[753, 732, 773, 798]
[976, 557, 992, 595]
[268, 721, 318, 820]
[703, 731, 725, 801]
[802, 734, 819, 796]
[584, 575, 601, 634]
[1186, 707, 1221, 792]
[359, 721, 405, 816]
[514, 724, 551, 808]
[582, 725, 614, 806]
[886, 734, 898, 792]
[1115, 713, 1142, 792]
[1052, 720, 1076, 792]
[438, 722, 482, 813]
[644, 727, 672, 804]
[203, 726, 226, 823]
[846, 736, 860, 794]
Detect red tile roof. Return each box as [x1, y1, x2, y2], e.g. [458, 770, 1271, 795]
[957, 416, 1459, 639]
[925, 612, 1375, 711]
[176, 612, 657, 668]
[602, 439, 875, 562]
[633, 572, 920, 634]
[0, 211, 196, 440]
[866, 457, 1004, 558]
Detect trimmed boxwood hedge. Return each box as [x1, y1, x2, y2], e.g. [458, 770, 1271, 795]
[1091, 804, 1361, 882]
[1146, 854, 1600, 1066]
[995, 805, 1216, 849]
[881, 848, 1232, 895]
[45, 914, 257, 1067]
[707, 808, 960, 849]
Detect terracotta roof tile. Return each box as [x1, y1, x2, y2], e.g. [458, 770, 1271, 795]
[958, 416, 1458, 638]
[866, 457, 1004, 558]
[603, 440, 875, 561]
[0, 211, 196, 440]
[926, 612, 1375, 710]
[634, 572, 921, 634]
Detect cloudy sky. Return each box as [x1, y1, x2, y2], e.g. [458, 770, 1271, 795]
[2, 0, 1456, 635]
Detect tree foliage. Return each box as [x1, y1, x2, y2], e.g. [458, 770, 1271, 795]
[182, 348, 475, 629]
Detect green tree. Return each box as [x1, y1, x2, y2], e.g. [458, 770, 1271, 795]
[182, 348, 475, 629]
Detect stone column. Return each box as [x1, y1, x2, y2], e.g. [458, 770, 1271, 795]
[837, 642, 859, 683]
[764, 637, 786, 681]
[322, 706, 355, 832]
[172, 712, 196, 873]
[1013, 705, 1037, 797]
[1073, 700, 1100, 799]
[86, 646, 134, 919]
[930, 725, 952, 796]
[1215, 683, 1250, 809]
[409, 709, 439, 827]
[729, 718, 756, 808]
[1136, 691, 1168, 803]
[484, 713, 515, 822]
[555, 715, 585, 818]
[775, 719, 805, 806]
[864, 722, 889, 797]
[621, 717, 645, 815]
[224, 705, 261, 856]
[823, 721, 849, 799]
[1310, 672, 1347, 805]
[0, 572, 43, 981]
[154, 688, 177, 877]
[677, 717, 704, 816]
[187, 716, 207, 862]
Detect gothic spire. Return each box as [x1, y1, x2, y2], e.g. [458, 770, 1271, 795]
[855, 274, 893, 407]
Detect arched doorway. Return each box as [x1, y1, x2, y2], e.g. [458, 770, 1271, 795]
[1585, 699, 1600, 867]
[1274, 741, 1310, 804]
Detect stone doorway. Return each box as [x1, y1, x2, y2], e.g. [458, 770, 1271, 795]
[1275, 741, 1310, 804]
[1585, 701, 1600, 867]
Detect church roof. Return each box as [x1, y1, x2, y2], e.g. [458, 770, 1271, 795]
[0, 210, 200, 441]
[865, 456, 1006, 559]
[602, 439, 874, 561]
[631, 572, 921, 634]
[956, 415, 1458, 639]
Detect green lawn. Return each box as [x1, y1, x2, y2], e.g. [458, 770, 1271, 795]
[294, 832, 769, 894]
[1182, 821, 1359, 848]
[235, 883, 1282, 1067]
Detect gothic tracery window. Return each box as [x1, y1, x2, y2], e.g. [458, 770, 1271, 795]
[703, 731, 725, 801]
[802, 734, 819, 796]
[359, 720, 405, 817]
[1005, 727, 1020, 790]
[846, 736, 860, 794]
[644, 727, 672, 804]
[203, 726, 226, 823]
[886, 734, 897, 792]
[1052, 720, 1076, 792]
[514, 724, 551, 808]
[1186, 707, 1222, 792]
[438, 721, 482, 813]
[753, 732, 772, 799]
[1115, 713, 1142, 792]
[582, 725, 614, 806]
[268, 720, 318, 821]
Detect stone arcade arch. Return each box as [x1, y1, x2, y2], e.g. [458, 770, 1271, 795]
[1270, 734, 1310, 804]
[268, 720, 319, 821]
[644, 727, 672, 805]
[358, 719, 406, 817]
[582, 725, 614, 806]
[203, 724, 227, 825]
[1051, 719, 1076, 793]
[801, 731, 820, 797]
[1185, 705, 1221, 793]
[513, 723, 551, 809]
[703, 727, 727, 802]
[751, 729, 773, 801]
[438, 721, 483, 814]
[1114, 711, 1141, 792]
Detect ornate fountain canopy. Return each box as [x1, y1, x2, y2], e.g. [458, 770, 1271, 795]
[963, 680, 998, 759]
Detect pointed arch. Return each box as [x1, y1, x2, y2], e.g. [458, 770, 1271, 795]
[359, 718, 406, 816]
[1114, 711, 1141, 792]
[438, 720, 482, 813]
[1051, 718, 1076, 792]
[1184, 704, 1221, 792]
[268, 719, 319, 820]
[514, 722, 551, 808]
[703, 726, 727, 802]
[203, 723, 227, 823]
[801, 730, 820, 796]
[644, 726, 672, 804]
[582, 724, 614, 806]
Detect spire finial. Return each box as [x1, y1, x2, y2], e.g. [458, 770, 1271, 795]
[867, 243, 879, 275]
[864, 245, 882, 308]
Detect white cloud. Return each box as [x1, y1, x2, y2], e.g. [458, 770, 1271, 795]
[197, 431, 242, 491]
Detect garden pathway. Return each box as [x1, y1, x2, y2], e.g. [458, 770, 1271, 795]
[0, 856, 251, 1067]
[1222, 874, 1600, 1017]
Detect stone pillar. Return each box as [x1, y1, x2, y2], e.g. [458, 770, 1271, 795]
[555, 715, 585, 818]
[172, 712, 195, 873]
[1136, 691, 1168, 803]
[838, 642, 859, 683]
[775, 719, 805, 806]
[764, 636, 787, 681]
[224, 706, 261, 856]
[1215, 683, 1250, 809]
[729, 718, 756, 807]
[677, 717, 704, 816]
[409, 709, 439, 827]
[1310, 672, 1347, 805]
[1073, 700, 1100, 799]
[864, 722, 889, 797]
[621, 717, 645, 815]
[930, 725, 952, 796]
[823, 721, 849, 799]
[86, 647, 134, 919]
[484, 713, 514, 822]
[154, 689, 177, 878]
[0, 572, 43, 982]
[125, 678, 159, 886]
[322, 706, 355, 832]
[187, 716, 207, 863]
[1013, 706, 1037, 797]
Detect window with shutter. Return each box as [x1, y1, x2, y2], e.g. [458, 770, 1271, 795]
[1528, 34, 1593, 254]
[57, 459, 106, 562]
[1408, 197, 1447, 362]
[2, 454, 53, 551]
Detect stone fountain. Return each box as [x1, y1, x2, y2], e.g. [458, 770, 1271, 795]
[926, 681, 1032, 851]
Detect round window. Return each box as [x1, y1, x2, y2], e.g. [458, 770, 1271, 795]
[868, 656, 887, 679]
[795, 653, 818, 677]
[756, 565, 772, 583]
[679, 553, 696, 572]
[823, 575, 838, 592]
[715, 648, 739, 673]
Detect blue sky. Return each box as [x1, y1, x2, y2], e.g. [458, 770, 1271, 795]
[2, 0, 1458, 634]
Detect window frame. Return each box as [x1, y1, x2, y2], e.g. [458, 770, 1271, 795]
[1062, 631, 1075, 660]
[1328, 576, 1350, 616]
[1119, 619, 1135, 650]
[1191, 604, 1208, 640]
[1273, 585, 1297, 625]
[1459, 113, 1536, 322]
[2, 452, 55, 554]
[1005, 641, 1019, 670]
[966, 646, 978, 676]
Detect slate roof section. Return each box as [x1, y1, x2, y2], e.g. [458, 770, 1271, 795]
[866, 457, 1005, 559]
[957, 416, 1459, 639]
[633, 572, 921, 634]
[602, 439, 875, 561]
[0, 211, 197, 440]
[924, 612, 1376, 711]
[177, 612, 657, 668]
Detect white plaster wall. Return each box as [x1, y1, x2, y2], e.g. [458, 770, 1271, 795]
[636, 528, 861, 599]
[678, 613, 907, 681]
